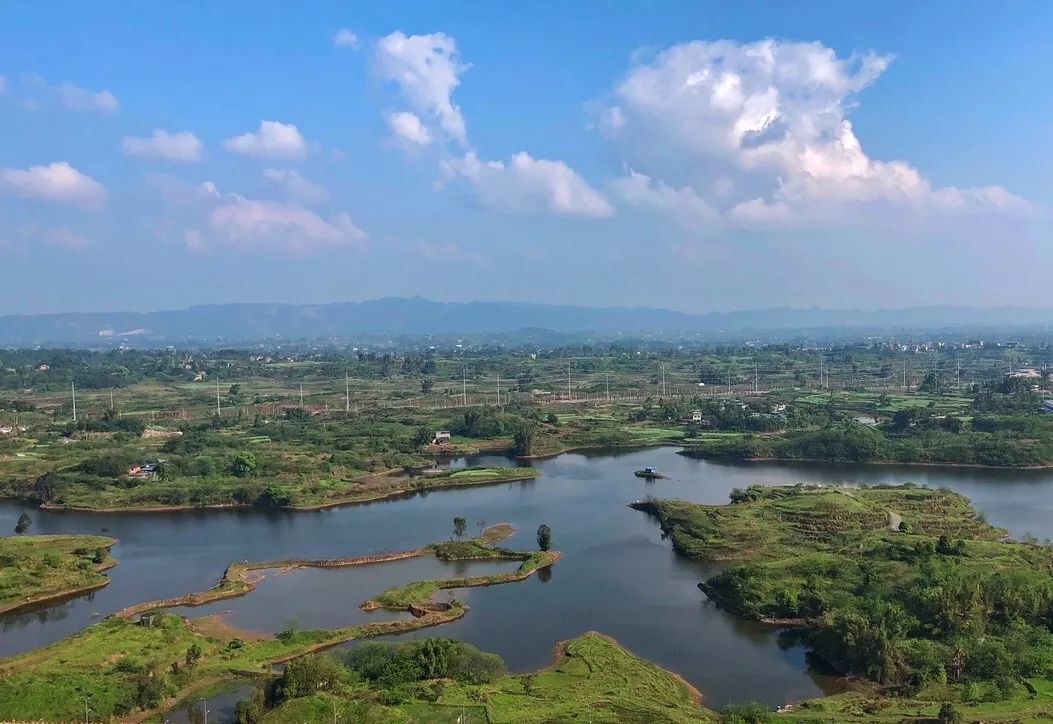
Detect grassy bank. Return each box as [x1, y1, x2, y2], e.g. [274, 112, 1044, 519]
[0, 534, 116, 614]
[246, 632, 713, 723]
[0, 526, 559, 720]
[637, 484, 1053, 719]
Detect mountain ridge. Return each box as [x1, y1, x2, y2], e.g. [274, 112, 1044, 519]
[0, 297, 1049, 346]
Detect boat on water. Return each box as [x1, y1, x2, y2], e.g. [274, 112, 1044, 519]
[633, 466, 667, 480]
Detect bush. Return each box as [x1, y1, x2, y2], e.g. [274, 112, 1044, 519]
[719, 701, 772, 723]
[449, 644, 506, 684]
[937, 702, 963, 724]
[270, 654, 348, 703]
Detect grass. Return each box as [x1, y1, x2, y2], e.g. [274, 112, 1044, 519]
[0, 534, 116, 613]
[254, 633, 714, 723]
[638, 484, 1053, 721]
[636, 484, 996, 562]
[0, 527, 560, 721]
[432, 632, 713, 723]
[780, 682, 1053, 722]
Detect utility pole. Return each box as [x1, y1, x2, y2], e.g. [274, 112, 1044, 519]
[903, 358, 907, 391]
[299, 383, 304, 407]
[661, 364, 666, 398]
[956, 355, 961, 388]
[605, 372, 610, 402]
[109, 391, 114, 410]
[462, 367, 467, 407]
[496, 374, 501, 405]
[819, 360, 823, 389]
[567, 363, 572, 401]
[345, 374, 350, 412]
[71, 381, 77, 423]
[727, 370, 731, 396]
[215, 379, 221, 417]
[754, 363, 759, 394]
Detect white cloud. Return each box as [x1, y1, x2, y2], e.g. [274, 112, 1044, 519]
[56, 82, 118, 112]
[208, 197, 366, 252]
[263, 168, 330, 204]
[122, 129, 203, 162]
[224, 121, 308, 159]
[386, 111, 431, 146]
[612, 169, 717, 226]
[376, 31, 468, 143]
[334, 28, 359, 49]
[602, 38, 1035, 227]
[442, 151, 613, 218]
[0, 162, 107, 208]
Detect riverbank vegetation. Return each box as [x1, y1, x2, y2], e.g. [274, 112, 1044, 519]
[636, 485, 1053, 716]
[0, 526, 560, 721]
[233, 632, 712, 723]
[0, 533, 116, 614]
[3, 343, 1051, 511]
[681, 388, 1053, 467]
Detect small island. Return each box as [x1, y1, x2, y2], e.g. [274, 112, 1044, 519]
[0, 533, 117, 615]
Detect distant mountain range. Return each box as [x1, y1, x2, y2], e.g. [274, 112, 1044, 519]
[0, 298, 1049, 347]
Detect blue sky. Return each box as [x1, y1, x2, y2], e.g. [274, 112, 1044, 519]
[1, 1, 1050, 314]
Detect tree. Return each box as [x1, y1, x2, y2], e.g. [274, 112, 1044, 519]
[271, 653, 347, 703]
[536, 523, 551, 551]
[184, 643, 202, 668]
[258, 484, 292, 509]
[937, 702, 963, 724]
[512, 422, 538, 457]
[453, 516, 467, 539]
[14, 512, 31, 535]
[411, 426, 432, 446]
[228, 452, 258, 478]
[421, 379, 435, 393]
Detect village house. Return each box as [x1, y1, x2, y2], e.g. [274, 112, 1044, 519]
[433, 430, 452, 445]
[126, 463, 160, 478]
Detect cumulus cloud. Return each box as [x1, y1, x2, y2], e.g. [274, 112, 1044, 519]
[208, 197, 366, 252]
[56, 82, 118, 112]
[601, 38, 1035, 227]
[376, 31, 468, 143]
[262, 168, 330, 204]
[441, 151, 613, 218]
[0, 162, 107, 208]
[224, 121, 308, 159]
[386, 111, 431, 146]
[612, 169, 718, 226]
[334, 28, 359, 49]
[122, 129, 203, 162]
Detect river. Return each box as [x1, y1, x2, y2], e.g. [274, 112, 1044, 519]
[4, 447, 1053, 710]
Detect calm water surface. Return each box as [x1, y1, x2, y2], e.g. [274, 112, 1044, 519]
[5, 447, 1053, 710]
